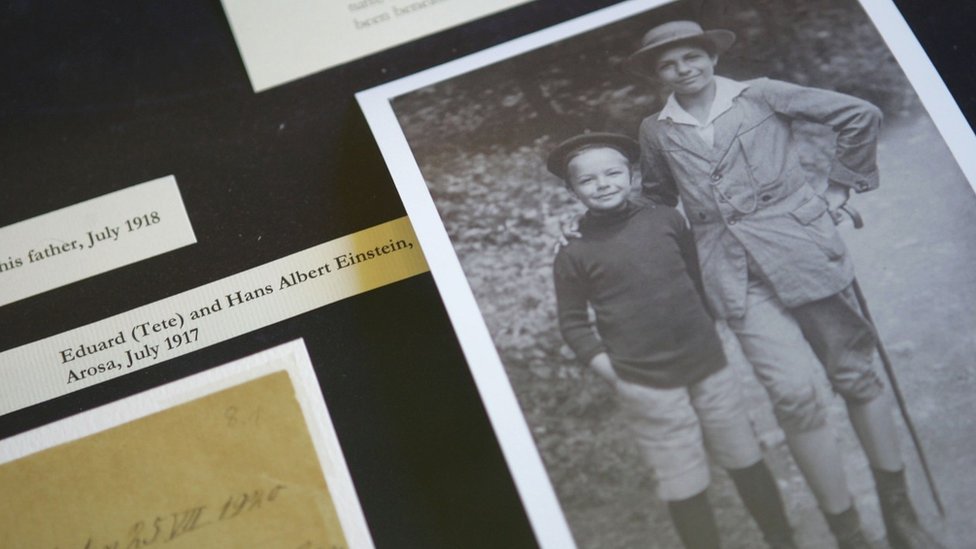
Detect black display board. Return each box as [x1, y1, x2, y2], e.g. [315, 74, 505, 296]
[0, 1, 971, 547]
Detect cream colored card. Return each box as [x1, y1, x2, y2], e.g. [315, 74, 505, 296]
[0, 176, 196, 307]
[221, 0, 532, 92]
[0, 216, 427, 416]
[0, 340, 373, 548]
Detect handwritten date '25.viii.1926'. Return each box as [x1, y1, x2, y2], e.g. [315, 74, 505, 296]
[60, 483, 343, 549]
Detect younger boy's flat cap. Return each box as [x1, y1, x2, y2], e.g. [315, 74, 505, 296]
[624, 20, 735, 77]
[547, 132, 640, 180]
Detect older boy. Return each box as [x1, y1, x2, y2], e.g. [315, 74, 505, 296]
[624, 20, 942, 549]
[551, 132, 795, 548]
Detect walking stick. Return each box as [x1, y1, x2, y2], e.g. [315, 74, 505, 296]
[836, 204, 946, 517]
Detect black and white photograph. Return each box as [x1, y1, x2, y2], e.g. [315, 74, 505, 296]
[360, 0, 976, 547]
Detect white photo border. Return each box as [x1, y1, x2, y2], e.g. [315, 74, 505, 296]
[356, 1, 976, 547]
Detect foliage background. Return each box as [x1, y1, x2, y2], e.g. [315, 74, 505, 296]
[394, 0, 920, 158]
[390, 0, 973, 547]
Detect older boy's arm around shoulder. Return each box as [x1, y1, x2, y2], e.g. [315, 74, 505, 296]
[755, 78, 883, 201]
[553, 250, 616, 385]
[638, 117, 680, 207]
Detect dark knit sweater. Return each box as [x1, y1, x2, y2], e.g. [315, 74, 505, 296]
[553, 201, 726, 388]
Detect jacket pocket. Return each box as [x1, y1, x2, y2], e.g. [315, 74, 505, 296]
[790, 195, 846, 260]
[790, 194, 829, 224]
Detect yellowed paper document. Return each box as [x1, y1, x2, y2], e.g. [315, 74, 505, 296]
[0, 371, 348, 548]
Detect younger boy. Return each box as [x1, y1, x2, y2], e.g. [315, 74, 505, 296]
[550, 132, 794, 549]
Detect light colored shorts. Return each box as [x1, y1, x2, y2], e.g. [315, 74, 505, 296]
[726, 277, 884, 434]
[615, 364, 762, 501]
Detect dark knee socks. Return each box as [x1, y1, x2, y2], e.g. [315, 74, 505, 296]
[668, 490, 720, 549]
[728, 460, 794, 545]
[667, 462, 792, 549]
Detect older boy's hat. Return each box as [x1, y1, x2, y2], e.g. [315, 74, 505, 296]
[624, 20, 735, 77]
[547, 132, 640, 180]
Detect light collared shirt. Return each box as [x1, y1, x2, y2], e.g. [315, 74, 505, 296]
[640, 76, 883, 318]
[658, 76, 750, 148]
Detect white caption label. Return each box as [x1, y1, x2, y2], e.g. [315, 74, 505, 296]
[221, 0, 532, 92]
[0, 176, 196, 307]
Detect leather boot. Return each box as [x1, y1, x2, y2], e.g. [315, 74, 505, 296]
[824, 505, 874, 549]
[873, 468, 945, 549]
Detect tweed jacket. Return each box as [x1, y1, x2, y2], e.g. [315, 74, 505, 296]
[640, 77, 883, 319]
